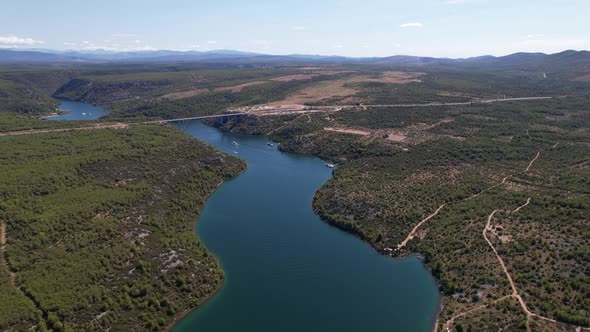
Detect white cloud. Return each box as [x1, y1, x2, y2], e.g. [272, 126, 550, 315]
[63, 42, 76, 46]
[292, 26, 305, 31]
[400, 22, 424, 28]
[207, 40, 217, 44]
[0, 35, 44, 45]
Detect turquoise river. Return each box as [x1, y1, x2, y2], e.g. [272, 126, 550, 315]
[173, 120, 440, 332]
[51, 100, 441, 331]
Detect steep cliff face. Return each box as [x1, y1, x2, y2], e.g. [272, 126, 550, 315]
[53, 78, 174, 104]
[0, 70, 78, 114]
[0, 80, 57, 114]
[208, 113, 299, 135]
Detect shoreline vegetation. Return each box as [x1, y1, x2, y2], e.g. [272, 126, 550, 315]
[1, 58, 589, 331]
[0, 124, 246, 331]
[211, 97, 590, 330]
[164, 167, 246, 332]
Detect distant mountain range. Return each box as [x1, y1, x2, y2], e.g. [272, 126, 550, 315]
[0, 48, 589, 70]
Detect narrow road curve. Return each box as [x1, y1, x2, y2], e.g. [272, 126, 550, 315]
[483, 204, 590, 332]
[0, 223, 6, 252]
[397, 204, 445, 250]
[1, 223, 16, 282]
[512, 197, 531, 213]
[483, 209, 535, 332]
[483, 211, 518, 294]
[398, 151, 541, 251]
[525, 152, 540, 172]
[442, 295, 512, 332]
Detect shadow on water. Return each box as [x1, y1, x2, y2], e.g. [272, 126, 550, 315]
[173, 120, 440, 332]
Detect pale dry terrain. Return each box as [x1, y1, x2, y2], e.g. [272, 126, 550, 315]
[213, 81, 268, 92]
[265, 71, 424, 106]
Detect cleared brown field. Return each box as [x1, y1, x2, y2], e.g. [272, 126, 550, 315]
[266, 79, 358, 105]
[356, 71, 424, 84]
[324, 127, 371, 136]
[270, 74, 319, 81]
[213, 81, 268, 92]
[265, 71, 423, 106]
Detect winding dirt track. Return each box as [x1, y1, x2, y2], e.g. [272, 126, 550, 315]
[442, 295, 512, 332]
[397, 204, 445, 250]
[398, 151, 541, 252]
[0, 223, 5, 252]
[0, 223, 15, 282]
[525, 152, 540, 172]
[439, 151, 589, 332]
[513, 197, 532, 213]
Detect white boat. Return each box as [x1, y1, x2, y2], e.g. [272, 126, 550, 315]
[232, 141, 239, 146]
[267, 142, 274, 147]
[325, 163, 335, 168]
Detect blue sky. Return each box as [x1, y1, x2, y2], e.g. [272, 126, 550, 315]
[1, 0, 588, 57]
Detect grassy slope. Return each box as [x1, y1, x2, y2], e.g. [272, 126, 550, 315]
[0, 125, 245, 331]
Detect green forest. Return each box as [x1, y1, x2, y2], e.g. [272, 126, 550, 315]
[0, 59, 588, 331]
[0, 125, 245, 331]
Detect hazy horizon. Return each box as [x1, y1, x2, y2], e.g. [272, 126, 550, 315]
[3, 46, 589, 60]
[1, 0, 589, 58]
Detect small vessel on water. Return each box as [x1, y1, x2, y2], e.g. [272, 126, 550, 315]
[267, 142, 274, 147]
[232, 141, 239, 146]
[325, 163, 335, 168]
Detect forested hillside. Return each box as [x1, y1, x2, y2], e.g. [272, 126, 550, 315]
[0, 125, 245, 331]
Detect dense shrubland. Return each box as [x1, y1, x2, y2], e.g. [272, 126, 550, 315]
[0, 125, 245, 331]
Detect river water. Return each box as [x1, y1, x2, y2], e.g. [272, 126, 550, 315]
[48, 100, 440, 331]
[173, 120, 440, 332]
[47, 100, 109, 121]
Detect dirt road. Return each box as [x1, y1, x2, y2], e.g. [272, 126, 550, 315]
[397, 204, 445, 250]
[525, 152, 540, 172]
[513, 197, 532, 213]
[0, 223, 5, 252]
[442, 295, 512, 332]
[483, 209, 536, 331]
[310, 96, 553, 109]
